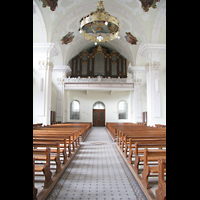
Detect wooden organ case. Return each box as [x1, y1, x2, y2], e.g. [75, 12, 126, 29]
[70, 46, 127, 78]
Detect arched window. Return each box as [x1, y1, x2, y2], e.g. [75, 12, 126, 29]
[70, 100, 80, 120]
[93, 101, 105, 109]
[118, 100, 128, 119]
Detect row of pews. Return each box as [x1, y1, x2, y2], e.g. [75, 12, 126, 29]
[33, 122, 92, 200]
[106, 122, 166, 200]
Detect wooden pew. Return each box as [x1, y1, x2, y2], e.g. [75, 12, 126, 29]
[33, 157, 38, 200]
[129, 141, 166, 174]
[33, 141, 61, 174]
[106, 122, 135, 141]
[33, 122, 92, 200]
[35, 124, 90, 144]
[106, 122, 166, 200]
[155, 124, 166, 129]
[33, 123, 43, 128]
[127, 137, 166, 158]
[137, 122, 147, 126]
[116, 125, 164, 145]
[49, 123, 92, 142]
[33, 147, 53, 189]
[33, 129, 78, 150]
[118, 129, 166, 153]
[155, 159, 166, 200]
[141, 148, 166, 189]
[33, 131, 72, 156]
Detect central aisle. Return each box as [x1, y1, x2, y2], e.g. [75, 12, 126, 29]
[47, 127, 147, 200]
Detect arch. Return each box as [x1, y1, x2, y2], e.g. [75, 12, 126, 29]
[93, 101, 105, 109]
[50, 2, 147, 66]
[33, 0, 47, 43]
[151, 1, 166, 43]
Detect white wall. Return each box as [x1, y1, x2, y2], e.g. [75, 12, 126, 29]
[64, 90, 132, 123]
[152, 53, 166, 125]
[33, 51, 46, 124]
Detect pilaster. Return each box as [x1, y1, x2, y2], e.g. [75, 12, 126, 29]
[137, 43, 165, 126]
[146, 59, 161, 126]
[128, 64, 146, 123]
[33, 43, 59, 125]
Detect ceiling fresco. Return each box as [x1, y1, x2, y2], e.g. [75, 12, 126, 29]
[33, 0, 166, 66]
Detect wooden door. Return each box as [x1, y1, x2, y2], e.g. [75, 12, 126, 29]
[93, 109, 105, 127]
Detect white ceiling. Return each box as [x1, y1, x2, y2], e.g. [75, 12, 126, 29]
[33, 0, 166, 66]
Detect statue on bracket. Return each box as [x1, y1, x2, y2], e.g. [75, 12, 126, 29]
[124, 32, 138, 45]
[61, 32, 75, 45]
[139, 0, 160, 12]
[39, 0, 58, 11]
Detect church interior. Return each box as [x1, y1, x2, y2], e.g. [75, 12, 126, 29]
[33, 0, 166, 199]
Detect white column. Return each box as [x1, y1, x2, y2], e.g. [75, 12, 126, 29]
[137, 43, 165, 126]
[62, 80, 65, 123]
[146, 59, 161, 126]
[134, 73, 142, 121]
[44, 61, 54, 125]
[128, 65, 146, 123]
[33, 43, 59, 125]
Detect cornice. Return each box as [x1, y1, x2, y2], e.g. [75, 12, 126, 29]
[138, 43, 166, 57]
[33, 43, 59, 56]
[53, 65, 67, 70]
[132, 66, 146, 72]
[33, 43, 54, 52]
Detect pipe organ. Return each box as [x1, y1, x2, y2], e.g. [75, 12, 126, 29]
[70, 46, 127, 78]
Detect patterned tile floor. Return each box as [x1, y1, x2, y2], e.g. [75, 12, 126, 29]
[47, 127, 147, 200]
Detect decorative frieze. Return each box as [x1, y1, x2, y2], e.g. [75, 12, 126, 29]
[38, 60, 54, 71]
[38, 60, 47, 70]
[145, 61, 160, 71]
[152, 61, 160, 71]
[64, 76, 132, 83]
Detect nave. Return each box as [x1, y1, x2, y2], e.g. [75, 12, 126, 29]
[46, 127, 147, 200]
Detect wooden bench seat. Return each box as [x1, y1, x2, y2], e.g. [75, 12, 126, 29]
[155, 159, 166, 200]
[130, 142, 166, 174]
[33, 141, 61, 173]
[117, 129, 166, 146]
[33, 129, 77, 149]
[141, 148, 166, 189]
[119, 132, 166, 154]
[126, 137, 166, 157]
[33, 131, 74, 152]
[33, 147, 53, 189]
[35, 165, 44, 172]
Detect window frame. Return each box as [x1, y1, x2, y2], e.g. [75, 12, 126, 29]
[70, 100, 80, 120]
[118, 100, 128, 120]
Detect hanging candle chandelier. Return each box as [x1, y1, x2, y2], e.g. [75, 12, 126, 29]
[78, 0, 120, 45]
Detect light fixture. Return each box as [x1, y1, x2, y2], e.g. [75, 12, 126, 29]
[78, 0, 120, 44]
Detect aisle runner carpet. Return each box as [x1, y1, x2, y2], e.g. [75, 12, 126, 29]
[47, 127, 147, 200]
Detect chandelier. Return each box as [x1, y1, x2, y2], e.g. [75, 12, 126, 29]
[78, 0, 120, 45]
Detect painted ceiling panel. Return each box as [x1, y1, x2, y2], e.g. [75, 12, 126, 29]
[33, 0, 166, 65]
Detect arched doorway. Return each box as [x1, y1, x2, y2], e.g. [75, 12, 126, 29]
[93, 101, 105, 127]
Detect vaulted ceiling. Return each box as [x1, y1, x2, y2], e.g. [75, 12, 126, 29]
[33, 0, 166, 66]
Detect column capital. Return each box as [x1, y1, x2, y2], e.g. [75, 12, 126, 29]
[38, 60, 54, 71]
[145, 61, 160, 72]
